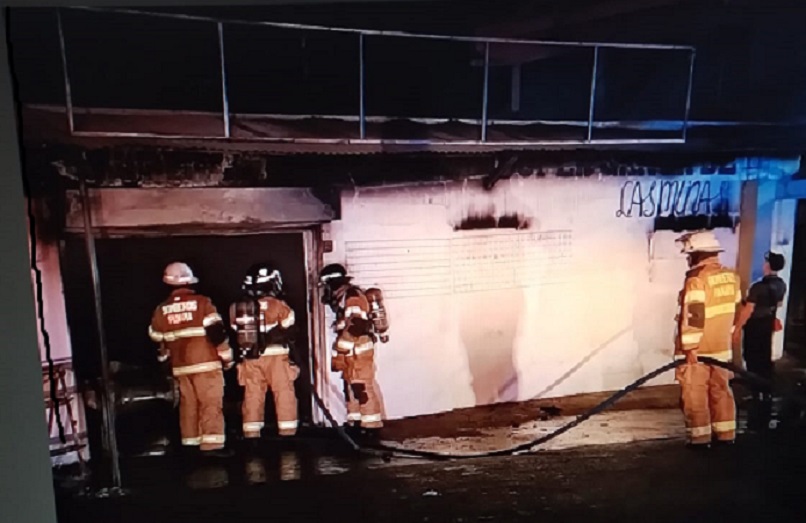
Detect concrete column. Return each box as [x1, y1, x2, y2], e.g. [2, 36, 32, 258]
[734, 181, 758, 366]
[750, 179, 779, 283]
[770, 199, 797, 360]
[735, 177, 796, 364]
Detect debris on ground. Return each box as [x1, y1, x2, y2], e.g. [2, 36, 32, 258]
[382, 409, 685, 455]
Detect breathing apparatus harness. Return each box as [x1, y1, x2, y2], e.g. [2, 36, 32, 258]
[232, 292, 264, 361]
[236, 264, 289, 361]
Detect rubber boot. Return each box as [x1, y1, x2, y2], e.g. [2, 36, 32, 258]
[240, 437, 261, 455]
[344, 423, 362, 440]
[179, 445, 202, 467]
[203, 447, 235, 459]
[360, 427, 382, 442]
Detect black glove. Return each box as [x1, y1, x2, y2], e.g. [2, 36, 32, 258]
[205, 323, 228, 346]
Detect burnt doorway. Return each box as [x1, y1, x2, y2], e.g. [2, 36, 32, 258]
[784, 200, 806, 363]
[61, 232, 314, 455]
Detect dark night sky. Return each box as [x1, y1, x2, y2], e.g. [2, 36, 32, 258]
[7, 2, 806, 123]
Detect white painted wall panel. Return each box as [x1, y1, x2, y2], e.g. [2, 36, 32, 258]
[323, 175, 743, 420]
[27, 212, 87, 466]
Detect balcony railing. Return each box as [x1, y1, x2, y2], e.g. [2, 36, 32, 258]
[57, 6, 696, 146]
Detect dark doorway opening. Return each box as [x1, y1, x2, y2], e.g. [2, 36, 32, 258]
[60, 232, 313, 457]
[784, 200, 806, 363]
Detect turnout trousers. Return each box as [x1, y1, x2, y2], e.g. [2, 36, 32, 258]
[238, 354, 300, 437]
[176, 369, 226, 451]
[343, 349, 383, 429]
[676, 362, 736, 445]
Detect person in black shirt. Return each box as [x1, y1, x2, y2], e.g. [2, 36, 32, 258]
[733, 251, 787, 429]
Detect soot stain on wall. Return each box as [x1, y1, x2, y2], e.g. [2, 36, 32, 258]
[653, 214, 738, 232]
[454, 213, 531, 231]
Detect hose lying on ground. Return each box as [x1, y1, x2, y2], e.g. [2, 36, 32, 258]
[312, 357, 806, 461]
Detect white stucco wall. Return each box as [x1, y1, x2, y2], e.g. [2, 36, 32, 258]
[27, 211, 88, 466]
[30, 238, 73, 362]
[322, 173, 745, 421]
[769, 198, 797, 361]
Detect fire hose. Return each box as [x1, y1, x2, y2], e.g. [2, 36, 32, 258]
[311, 356, 806, 461]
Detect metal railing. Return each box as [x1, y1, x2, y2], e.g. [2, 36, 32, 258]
[58, 6, 697, 146]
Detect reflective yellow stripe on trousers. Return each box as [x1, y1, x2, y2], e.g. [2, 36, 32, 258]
[243, 422, 265, 432]
[687, 426, 712, 438]
[712, 421, 736, 433]
[680, 332, 703, 345]
[674, 349, 733, 362]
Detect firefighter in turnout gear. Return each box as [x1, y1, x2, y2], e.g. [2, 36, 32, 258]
[674, 231, 742, 449]
[229, 263, 300, 439]
[319, 263, 389, 433]
[148, 262, 234, 456]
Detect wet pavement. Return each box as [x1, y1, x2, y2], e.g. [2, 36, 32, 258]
[391, 408, 686, 454]
[55, 423, 806, 523]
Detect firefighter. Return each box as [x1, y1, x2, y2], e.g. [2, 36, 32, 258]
[733, 251, 788, 430]
[674, 231, 742, 449]
[148, 262, 234, 457]
[229, 263, 300, 440]
[319, 263, 390, 435]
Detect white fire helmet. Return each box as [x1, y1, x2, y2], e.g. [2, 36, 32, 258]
[163, 262, 199, 286]
[676, 230, 724, 254]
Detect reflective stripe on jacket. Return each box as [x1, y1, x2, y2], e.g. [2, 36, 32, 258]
[149, 288, 223, 375]
[675, 260, 741, 362]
